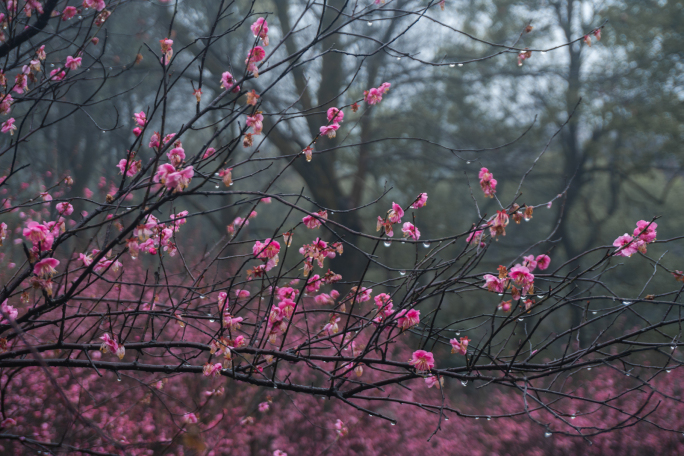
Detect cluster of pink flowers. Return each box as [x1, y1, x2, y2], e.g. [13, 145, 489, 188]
[151, 137, 194, 192]
[364, 82, 391, 105]
[613, 220, 658, 257]
[483, 255, 550, 299]
[320, 107, 345, 139]
[377, 202, 404, 237]
[250, 17, 269, 46]
[127, 211, 188, 259]
[99, 333, 125, 359]
[116, 154, 141, 177]
[373, 293, 394, 324]
[302, 210, 328, 229]
[450, 336, 470, 355]
[245, 46, 266, 77]
[24, 220, 59, 253]
[298, 237, 342, 276]
[479, 167, 497, 198]
[252, 238, 281, 273]
[246, 111, 263, 135]
[583, 28, 602, 47]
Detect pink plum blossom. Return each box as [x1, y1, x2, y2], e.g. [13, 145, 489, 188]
[450, 336, 470, 355]
[536, 254, 551, 270]
[327, 107, 344, 123]
[401, 222, 420, 240]
[411, 192, 428, 209]
[409, 350, 435, 373]
[65, 56, 82, 70]
[1, 118, 16, 135]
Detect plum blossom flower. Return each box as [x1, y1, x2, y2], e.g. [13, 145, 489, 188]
[305, 274, 322, 293]
[509, 264, 534, 286]
[364, 87, 383, 105]
[33, 258, 59, 278]
[364, 82, 391, 105]
[245, 46, 266, 77]
[327, 107, 344, 124]
[213, 168, 231, 187]
[0, 300, 17, 324]
[323, 315, 340, 335]
[62, 6, 77, 20]
[246, 90, 260, 105]
[450, 336, 470, 355]
[164, 166, 194, 192]
[396, 309, 420, 331]
[246, 112, 263, 135]
[1, 118, 16, 135]
[99, 333, 125, 359]
[234, 289, 251, 301]
[50, 68, 66, 81]
[273, 451, 287, 456]
[258, 402, 270, 412]
[253, 238, 280, 260]
[303, 210, 327, 229]
[613, 233, 638, 257]
[350, 286, 372, 303]
[65, 55, 82, 70]
[334, 419, 348, 437]
[411, 193, 428, 209]
[220, 71, 235, 90]
[536, 254, 551, 270]
[388, 202, 404, 224]
[483, 274, 506, 293]
[250, 18, 269, 46]
[425, 375, 443, 389]
[634, 220, 657, 243]
[203, 362, 223, 377]
[167, 146, 185, 166]
[203, 147, 216, 159]
[489, 210, 509, 237]
[409, 350, 435, 373]
[320, 123, 339, 138]
[522, 255, 537, 271]
[498, 300, 512, 312]
[182, 413, 198, 424]
[401, 222, 420, 240]
[479, 167, 497, 198]
[466, 230, 484, 246]
[56, 202, 74, 217]
[117, 158, 141, 177]
[133, 111, 147, 127]
[160, 38, 173, 65]
[83, 0, 106, 11]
